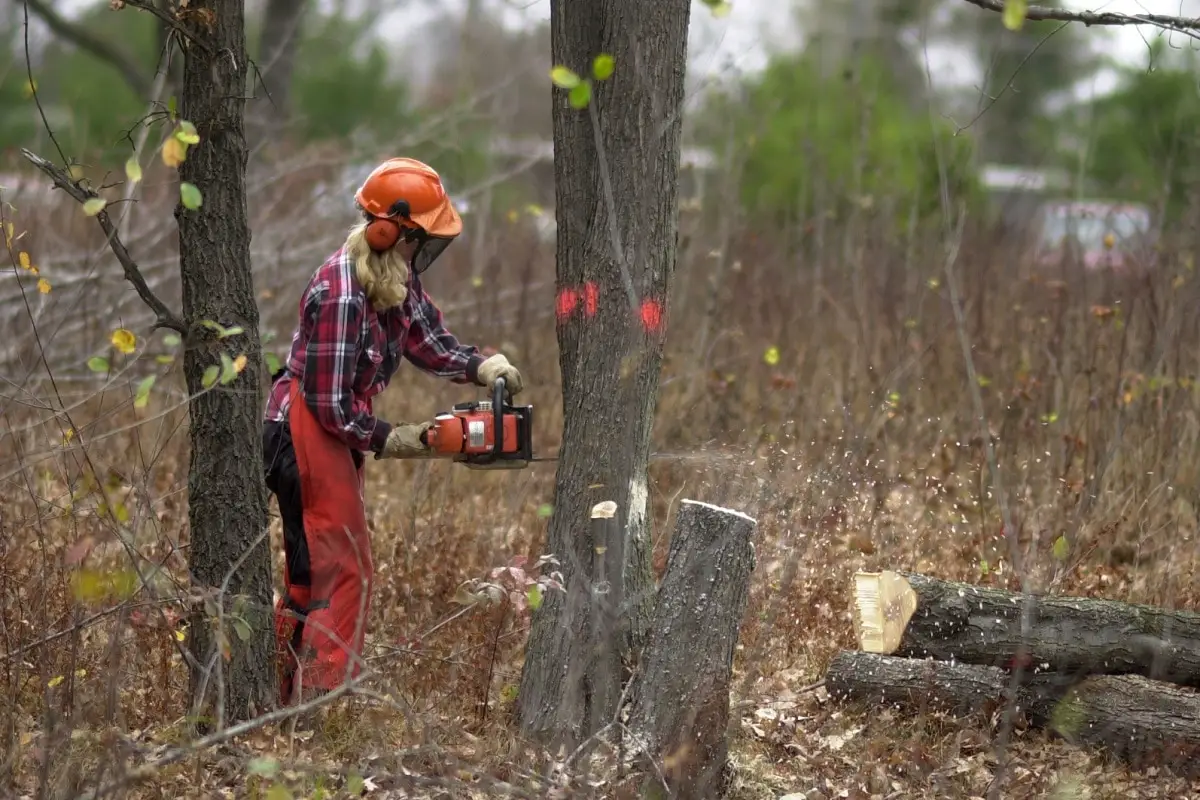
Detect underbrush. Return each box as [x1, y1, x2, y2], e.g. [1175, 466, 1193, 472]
[3, 165, 1199, 796]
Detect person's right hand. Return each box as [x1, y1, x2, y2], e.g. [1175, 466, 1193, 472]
[377, 421, 436, 459]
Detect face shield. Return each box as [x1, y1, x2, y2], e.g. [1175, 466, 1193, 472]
[408, 231, 455, 275]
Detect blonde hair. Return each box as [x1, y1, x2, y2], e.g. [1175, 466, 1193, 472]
[345, 221, 409, 311]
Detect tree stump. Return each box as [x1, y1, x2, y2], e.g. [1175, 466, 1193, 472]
[629, 499, 756, 799]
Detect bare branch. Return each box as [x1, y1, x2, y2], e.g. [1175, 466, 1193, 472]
[19, 148, 187, 334]
[960, 0, 1200, 34]
[23, 0, 152, 97]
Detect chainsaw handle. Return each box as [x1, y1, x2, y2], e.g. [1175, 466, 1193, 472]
[492, 376, 506, 456]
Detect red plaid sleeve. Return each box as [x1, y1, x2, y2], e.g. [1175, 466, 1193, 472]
[301, 284, 383, 451]
[403, 279, 484, 384]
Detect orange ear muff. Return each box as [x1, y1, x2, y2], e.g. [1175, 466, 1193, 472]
[364, 217, 401, 252]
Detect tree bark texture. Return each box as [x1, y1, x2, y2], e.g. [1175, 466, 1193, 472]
[826, 650, 1200, 776]
[516, 0, 692, 748]
[879, 572, 1200, 689]
[629, 500, 757, 800]
[178, 0, 276, 725]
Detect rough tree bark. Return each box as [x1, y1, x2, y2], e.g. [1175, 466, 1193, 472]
[629, 500, 757, 799]
[515, 0, 692, 749]
[826, 650, 1200, 775]
[853, 571, 1200, 688]
[178, 0, 276, 725]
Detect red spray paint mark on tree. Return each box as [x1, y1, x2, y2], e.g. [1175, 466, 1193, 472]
[639, 298, 663, 333]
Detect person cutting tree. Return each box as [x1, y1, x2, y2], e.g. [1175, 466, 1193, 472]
[261, 157, 524, 705]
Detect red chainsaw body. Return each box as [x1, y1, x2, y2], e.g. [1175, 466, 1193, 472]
[426, 407, 522, 456]
[423, 378, 535, 470]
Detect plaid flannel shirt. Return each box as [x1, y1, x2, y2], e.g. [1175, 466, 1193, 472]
[264, 245, 484, 453]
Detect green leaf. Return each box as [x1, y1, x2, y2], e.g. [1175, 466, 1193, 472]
[549, 65, 580, 88]
[264, 784, 292, 800]
[167, 95, 177, 120]
[537, 503, 553, 519]
[1052, 534, 1070, 561]
[162, 333, 181, 347]
[133, 375, 156, 409]
[231, 616, 252, 642]
[87, 356, 110, 373]
[344, 773, 365, 795]
[180, 182, 203, 210]
[219, 352, 237, 385]
[1003, 0, 1028, 30]
[82, 197, 107, 216]
[568, 81, 592, 109]
[592, 53, 615, 81]
[700, 0, 732, 17]
[217, 325, 244, 339]
[247, 756, 279, 778]
[125, 157, 142, 184]
[527, 584, 543, 611]
[155, 354, 175, 364]
[201, 364, 220, 389]
[264, 352, 281, 376]
[175, 120, 200, 145]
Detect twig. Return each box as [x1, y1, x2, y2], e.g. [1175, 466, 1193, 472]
[73, 678, 362, 800]
[19, 148, 187, 334]
[23, 0, 152, 96]
[960, 0, 1200, 36]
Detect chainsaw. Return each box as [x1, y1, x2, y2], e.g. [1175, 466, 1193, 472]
[421, 376, 549, 469]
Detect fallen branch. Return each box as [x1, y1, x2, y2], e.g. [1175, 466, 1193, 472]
[826, 650, 1200, 776]
[853, 570, 1200, 689]
[960, 0, 1200, 34]
[20, 148, 187, 334]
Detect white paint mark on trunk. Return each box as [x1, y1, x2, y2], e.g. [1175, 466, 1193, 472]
[628, 473, 649, 546]
[681, 498, 757, 524]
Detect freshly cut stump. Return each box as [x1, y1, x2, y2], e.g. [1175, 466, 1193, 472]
[630, 500, 757, 799]
[851, 570, 1200, 688]
[826, 650, 1200, 775]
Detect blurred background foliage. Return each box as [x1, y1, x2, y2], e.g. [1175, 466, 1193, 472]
[1, 0, 1199, 225]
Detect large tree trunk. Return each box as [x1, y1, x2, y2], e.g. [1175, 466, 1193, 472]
[178, 0, 276, 726]
[852, 571, 1200, 688]
[826, 650, 1200, 775]
[629, 500, 757, 799]
[515, 0, 692, 749]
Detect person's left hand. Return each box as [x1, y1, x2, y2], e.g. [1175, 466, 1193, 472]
[476, 353, 524, 396]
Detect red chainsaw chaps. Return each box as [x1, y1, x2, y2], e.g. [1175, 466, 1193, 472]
[274, 381, 373, 703]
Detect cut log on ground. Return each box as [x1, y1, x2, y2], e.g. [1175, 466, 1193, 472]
[852, 570, 1200, 688]
[629, 499, 757, 800]
[825, 650, 1200, 775]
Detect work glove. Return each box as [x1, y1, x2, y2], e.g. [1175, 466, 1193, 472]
[376, 421, 436, 459]
[476, 353, 524, 396]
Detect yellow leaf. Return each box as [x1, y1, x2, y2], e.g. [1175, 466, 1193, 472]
[82, 197, 107, 217]
[18, 251, 31, 270]
[1003, 0, 1028, 30]
[47, 675, 64, 688]
[37, 278, 51, 294]
[161, 137, 187, 168]
[111, 328, 136, 354]
[23, 79, 37, 99]
[174, 629, 186, 642]
[763, 346, 780, 366]
[471, 275, 484, 288]
[3, 221, 12, 247]
[549, 66, 581, 89]
[233, 354, 248, 373]
[63, 427, 74, 444]
[125, 157, 143, 184]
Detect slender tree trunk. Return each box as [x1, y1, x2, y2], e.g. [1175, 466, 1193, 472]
[247, 0, 309, 153]
[515, 0, 692, 750]
[178, 0, 276, 727]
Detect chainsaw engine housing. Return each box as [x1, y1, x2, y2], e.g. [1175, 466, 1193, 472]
[426, 377, 533, 469]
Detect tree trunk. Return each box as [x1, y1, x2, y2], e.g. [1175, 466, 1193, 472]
[826, 650, 1200, 775]
[629, 500, 757, 800]
[246, 0, 309, 153]
[515, 0, 692, 750]
[852, 571, 1200, 689]
[178, 0, 275, 726]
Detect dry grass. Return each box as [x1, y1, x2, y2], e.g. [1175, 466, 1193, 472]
[3, 151, 1200, 798]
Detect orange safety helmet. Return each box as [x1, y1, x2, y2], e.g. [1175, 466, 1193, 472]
[354, 157, 462, 273]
